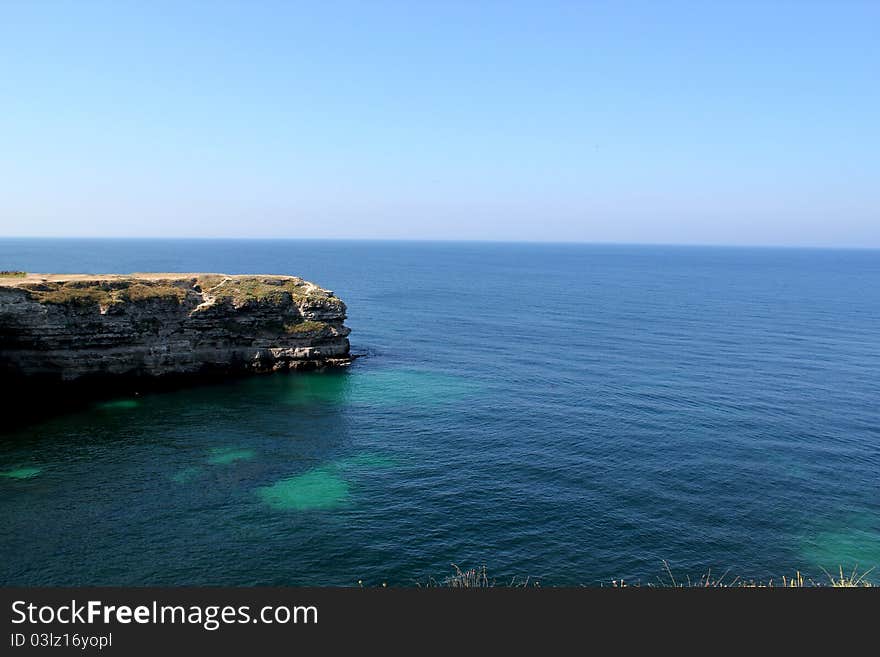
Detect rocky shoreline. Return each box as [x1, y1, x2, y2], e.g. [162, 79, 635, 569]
[0, 273, 352, 396]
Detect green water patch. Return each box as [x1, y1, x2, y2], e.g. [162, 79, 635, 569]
[257, 467, 350, 511]
[95, 399, 140, 411]
[284, 368, 478, 408]
[0, 466, 42, 480]
[282, 370, 349, 405]
[257, 451, 397, 511]
[207, 447, 256, 465]
[800, 515, 880, 582]
[170, 466, 203, 484]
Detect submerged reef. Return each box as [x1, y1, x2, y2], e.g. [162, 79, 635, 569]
[0, 273, 351, 398]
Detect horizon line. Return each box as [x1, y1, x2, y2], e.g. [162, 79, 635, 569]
[1, 236, 879, 252]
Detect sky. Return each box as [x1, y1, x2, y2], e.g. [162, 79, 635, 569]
[1, 1, 878, 246]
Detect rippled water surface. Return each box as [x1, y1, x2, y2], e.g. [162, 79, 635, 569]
[1, 239, 878, 585]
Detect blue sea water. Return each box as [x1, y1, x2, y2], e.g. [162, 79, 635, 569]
[1, 239, 878, 586]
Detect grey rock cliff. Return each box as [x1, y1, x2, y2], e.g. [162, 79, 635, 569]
[0, 273, 351, 385]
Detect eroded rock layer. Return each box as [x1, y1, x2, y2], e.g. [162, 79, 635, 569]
[0, 273, 351, 386]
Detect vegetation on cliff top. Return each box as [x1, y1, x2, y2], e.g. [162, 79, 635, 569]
[16, 275, 342, 310]
[208, 276, 343, 308]
[0, 270, 27, 278]
[25, 280, 188, 306]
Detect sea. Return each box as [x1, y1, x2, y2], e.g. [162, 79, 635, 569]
[1, 239, 878, 585]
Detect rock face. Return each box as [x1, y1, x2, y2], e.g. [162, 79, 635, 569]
[0, 273, 351, 389]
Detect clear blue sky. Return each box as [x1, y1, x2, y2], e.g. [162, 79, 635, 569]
[1, 1, 878, 246]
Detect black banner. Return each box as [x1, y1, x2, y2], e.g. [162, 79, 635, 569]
[1, 587, 875, 653]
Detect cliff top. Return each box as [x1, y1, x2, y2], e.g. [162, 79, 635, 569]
[0, 272, 303, 286]
[0, 273, 343, 308]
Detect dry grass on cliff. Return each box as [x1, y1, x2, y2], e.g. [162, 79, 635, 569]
[37, 284, 114, 306]
[30, 280, 188, 306]
[406, 563, 875, 588]
[441, 565, 493, 588]
[411, 565, 539, 588]
[210, 277, 345, 309]
[195, 274, 228, 291]
[0, 270, 26, 278]
[212, 278, 311, 304]
[120, 283, 187, 302]
[602, 561, 875, 588]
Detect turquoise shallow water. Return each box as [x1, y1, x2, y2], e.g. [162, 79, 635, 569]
[1, 239, 878, 585]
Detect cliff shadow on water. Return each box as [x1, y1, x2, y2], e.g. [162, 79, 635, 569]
[0, 366, 355, 433]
